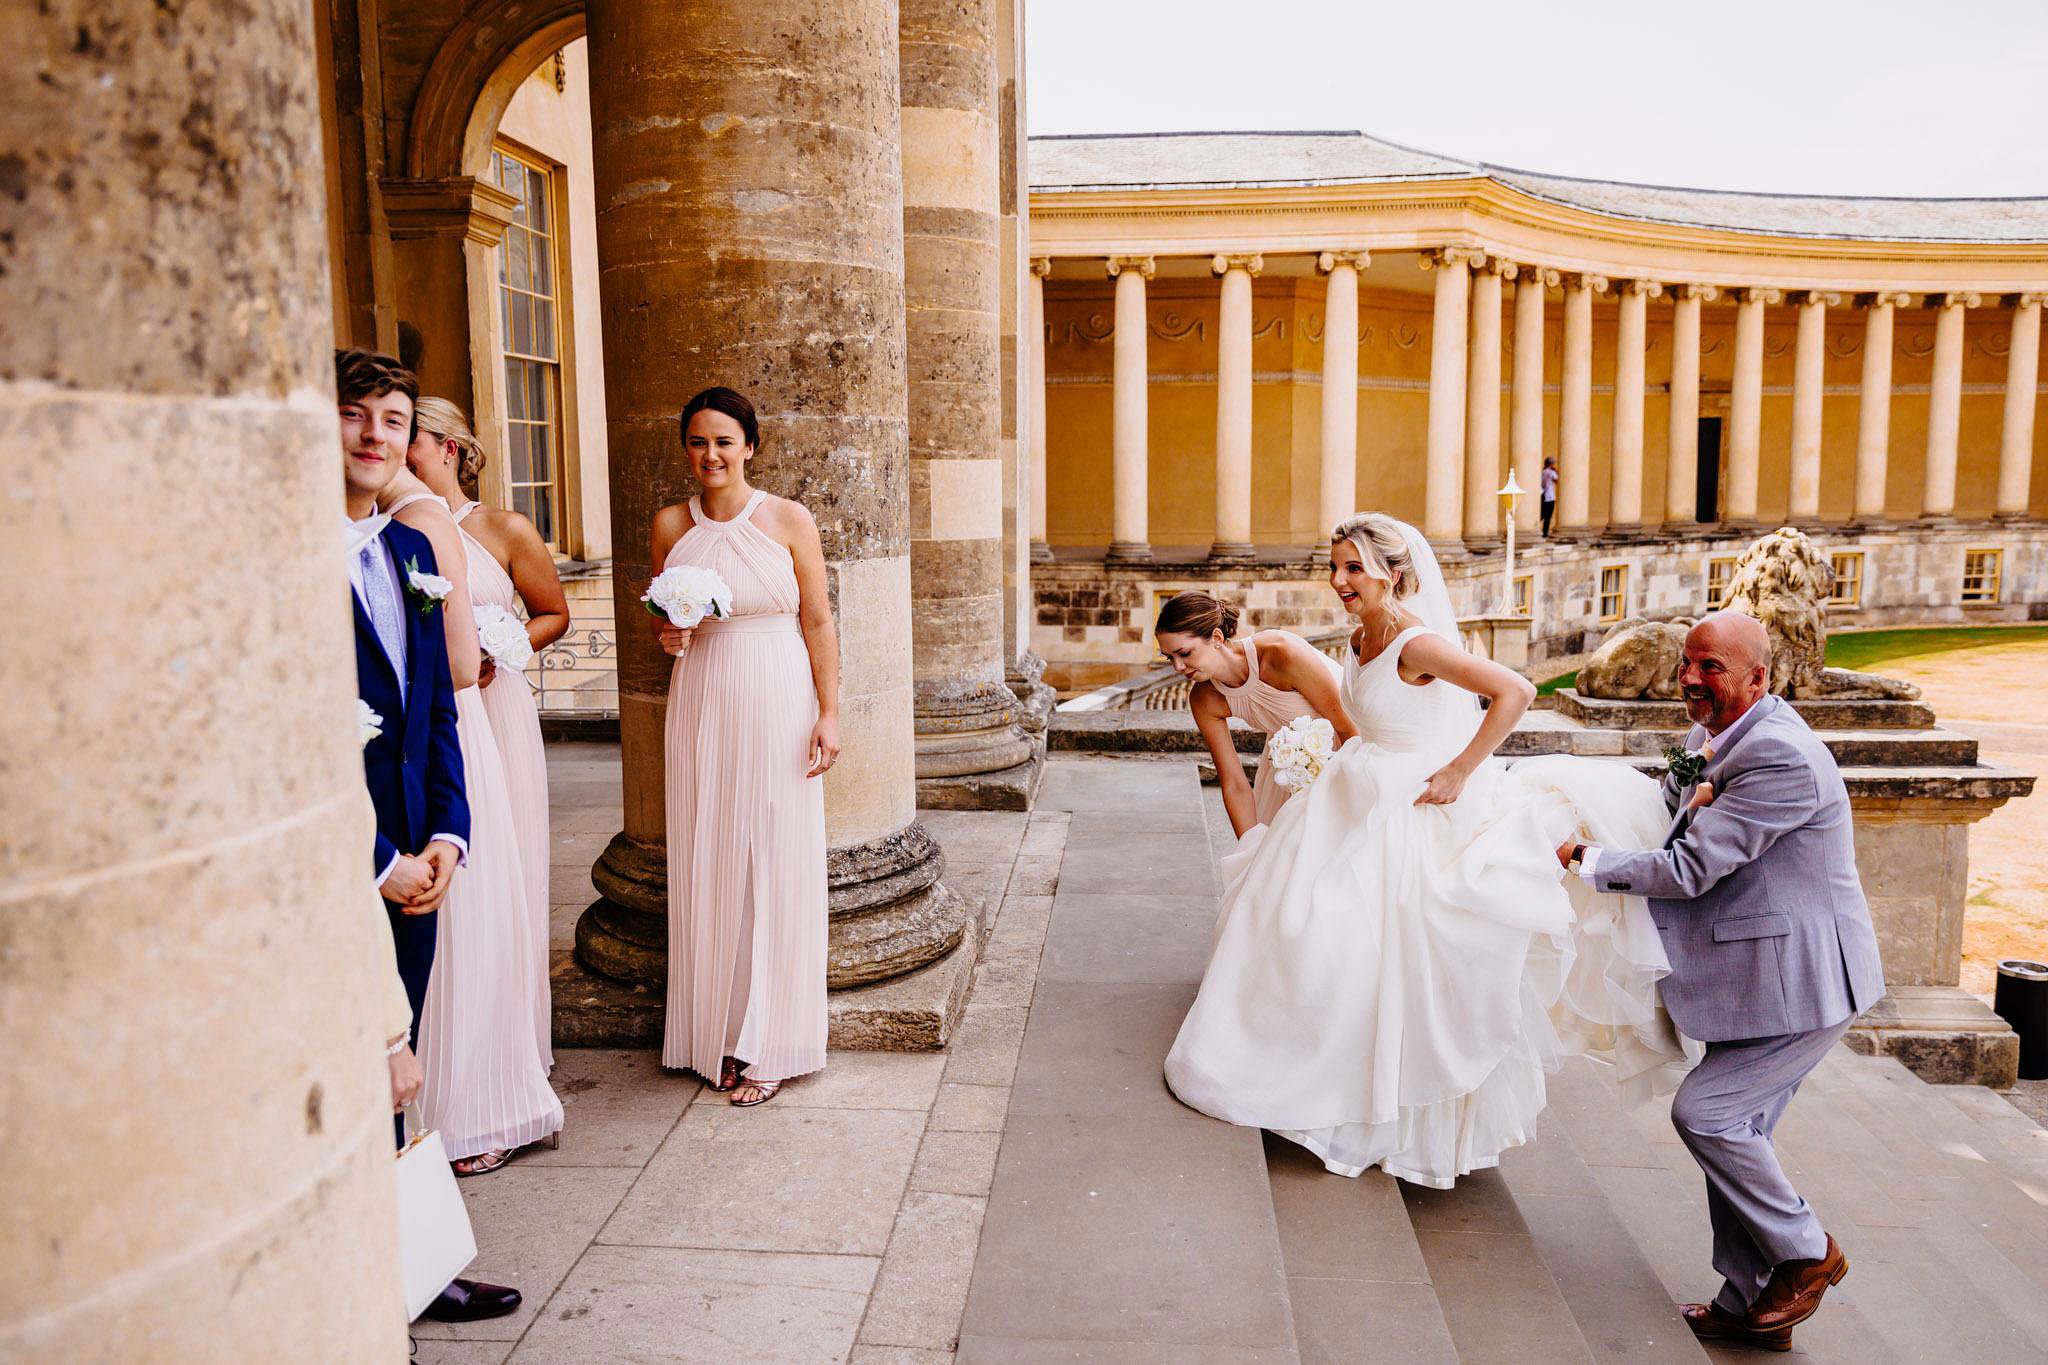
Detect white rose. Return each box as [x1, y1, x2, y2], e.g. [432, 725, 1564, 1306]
[643, 564, 735, 629]
[357, 698, 384, 747]
[407, 566, 454, 601]
[475, 602, 535, 670]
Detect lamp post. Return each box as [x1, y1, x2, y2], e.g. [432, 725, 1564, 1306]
[1497, 472, 1525, 615]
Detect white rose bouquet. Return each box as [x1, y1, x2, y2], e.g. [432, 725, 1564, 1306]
[643, 564, 735, 629]
[1268, 715, 1337, 793]
[357, 698, 384, 747]
[474, 602, 535, 671]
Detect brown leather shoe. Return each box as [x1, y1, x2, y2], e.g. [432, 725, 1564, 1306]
[1679, 1302, 1750, 1341]
[1746, 1234, 1847, 1339]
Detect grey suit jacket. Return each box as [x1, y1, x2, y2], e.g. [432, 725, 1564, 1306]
[1589, 696, 1886, 1043]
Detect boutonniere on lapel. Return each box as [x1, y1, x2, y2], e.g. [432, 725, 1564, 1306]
[404, 558, 454, 615]
[1662, 744, 1710, 788]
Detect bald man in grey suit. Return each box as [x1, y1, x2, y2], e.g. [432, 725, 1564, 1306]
[1558, 613, 1885, 1351]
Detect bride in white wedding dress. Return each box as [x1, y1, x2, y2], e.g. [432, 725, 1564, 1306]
[1164, 513, 1696, 1186]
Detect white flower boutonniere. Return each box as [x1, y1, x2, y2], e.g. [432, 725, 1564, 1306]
[404, 557, 454, 614]
[357, 698, 384, 747]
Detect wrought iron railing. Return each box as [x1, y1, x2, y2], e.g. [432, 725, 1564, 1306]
[529, 622, 618, 714]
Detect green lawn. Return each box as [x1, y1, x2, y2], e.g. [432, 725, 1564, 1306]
[1536, 623, 2048, 694]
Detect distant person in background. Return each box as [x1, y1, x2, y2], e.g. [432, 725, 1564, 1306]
[1540, 457, 1559, 536]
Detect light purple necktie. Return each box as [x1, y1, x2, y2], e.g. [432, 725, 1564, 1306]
[360, 541, 408, 703]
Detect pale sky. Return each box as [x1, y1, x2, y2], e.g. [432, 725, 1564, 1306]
[1026, 0, 2048, 197]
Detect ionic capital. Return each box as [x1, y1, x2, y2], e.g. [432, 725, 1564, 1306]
[1520, 266, 1562, 290]
[1618, 277, 1663, 298]
[1565, 272, 1610, 295]
[1477, 255, 1518, 280]
[1030, 256, 1052, 278]
[1106, 255, 1156, 281]
[1937, 291, 1981, 310]
[1211, 252, 1263, 277]
[1422, 246, 1484, 271]
[1866, 290, 1913, 309]
[1734, 287, 1783, 305]
[1677, 282, 1720, 301]
[1794, 290, 1842, 308]
[1317, 249, 1372, 273]
[2014, 291, 2048, 309]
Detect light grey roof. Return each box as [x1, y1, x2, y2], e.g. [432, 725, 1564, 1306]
[1029, 131, 2048, 243]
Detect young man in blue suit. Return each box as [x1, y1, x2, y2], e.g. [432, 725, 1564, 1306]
[337, 347, 518, 1325]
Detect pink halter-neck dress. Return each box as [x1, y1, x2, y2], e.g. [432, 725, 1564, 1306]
[455, 500, 554, 1072]
[661, 490, 828, 1084]
[1212, 634, 1341, 827]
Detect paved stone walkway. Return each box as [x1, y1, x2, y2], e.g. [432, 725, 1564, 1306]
[422, 746, 2048, 1362]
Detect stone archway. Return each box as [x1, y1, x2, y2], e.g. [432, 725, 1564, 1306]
[406, 1, 587, 181]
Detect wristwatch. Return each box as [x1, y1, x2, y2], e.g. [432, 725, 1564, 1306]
[1564, 843, 1587, 872]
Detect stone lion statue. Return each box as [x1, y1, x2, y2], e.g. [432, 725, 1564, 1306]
[1578, 527, 1919, 701]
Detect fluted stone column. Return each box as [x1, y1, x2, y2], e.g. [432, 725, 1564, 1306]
[1510, 267, 1556, 536]
[1923, 292, 1978, 520]
[1666, 283, 1715, 525]
[1424, 247, 1478, 543]
[1028, 258, 1052, 560]
[1788, 290, 1838, 522]
[1211, 253, 1261, 561]
[1558, 273, 1607, 535]
[901, 0, 1034, 808]
[1107, 254, 1155, 562]
[1728, 287, 1781, 523]
[1997, 292, 2044, 518]
[1318, 251, 1367, 537]
[1855, 292, 1908, 522]
[3, 4, 404, 1355]
[1464, 257, 1512, 544]
[580, 0, 969, 1004]
[1609, 278, 1660, 533]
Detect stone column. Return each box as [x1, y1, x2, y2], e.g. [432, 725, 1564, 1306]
[1107, 254, 1155, 562]
[1727, 287, 1781, 523]
[579, 0, 969, 1011]
[3, 3, 404, 1355]
[1997, 292, 2045, 518]
[1317, 251, 1368, 537]
[1788, 290, 1839, 522]
[1923, 292, 1978, 519]
[1666, 283, 1716, 524]
[1028, 258, 1052, 560]
[1855, 292, 1908, 522]
[1608, 277, 1660, 533]
[1557, 272, 1608, 535]
[1423, 247, 1479, 543]
[1210, 252, 1262, 561]
[1510, 267, 1557, 536]
[901, 0, 1035, 808]
[1464, 257, 1512, 544]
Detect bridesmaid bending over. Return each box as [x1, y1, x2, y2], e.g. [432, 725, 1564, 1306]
[1156, 591, 1356, 838]
[651, 386, 838, 1107]
[408, 397, 570, 1073]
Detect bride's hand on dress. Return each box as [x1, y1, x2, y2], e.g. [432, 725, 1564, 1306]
[806, 714, 841, 778]
[1414, 762, 1470, 806]
[658, 623, 695, 657]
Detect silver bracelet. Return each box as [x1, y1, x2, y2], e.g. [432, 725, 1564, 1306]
[386, 1036, 411, 1056]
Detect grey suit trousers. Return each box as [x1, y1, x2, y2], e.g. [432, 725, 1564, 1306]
[1670, 1019, 1849, 1313]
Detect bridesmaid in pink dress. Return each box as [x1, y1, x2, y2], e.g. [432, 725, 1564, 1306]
[1154, 590, 1357, 838]
[410, 398, 571, 1073]
[650, 387, 839, 1107]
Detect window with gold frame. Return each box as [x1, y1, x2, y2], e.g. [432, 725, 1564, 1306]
[1704, 555, 1737, 609]
[1827, 551, 1864, 608]
[1511, 572, 1533, 618]
[491, 143, 565, 547]
[1961, 548, 2002, 604]
[1598, 563, 1629, 622]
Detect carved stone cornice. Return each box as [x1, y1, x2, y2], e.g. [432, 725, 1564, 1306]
[1676, 282, 1720, 301]
[1030, 256, 1052, 278]
[379, 176, 518, 247]
[1316, 249, 1372, 273]
[1422, 246, 1485, 271]
[1211, 252, 1263, 276]
[1106, 254, 1156, 280]
[1734, 286, 1783, 305]
[1937, 291, 1982, 309]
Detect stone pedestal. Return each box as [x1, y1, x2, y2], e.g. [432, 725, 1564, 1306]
[576, 0, 972, 1048]
[3, 3, 405, 1354]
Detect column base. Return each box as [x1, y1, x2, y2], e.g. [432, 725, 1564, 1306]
[914, 678, 1041, 811]
[1460, 533, 1504, 553]
[1547, 525, 1599, 544]
[1105, 540, 1153, 564]
[1029, 540, 1055, 564]
[1844, 985, 2020, 1088]
[1206, 541, 1257, 564]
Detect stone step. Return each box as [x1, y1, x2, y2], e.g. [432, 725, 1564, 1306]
[1555, 690, 1937, 732]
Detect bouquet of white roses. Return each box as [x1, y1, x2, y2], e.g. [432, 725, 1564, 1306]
[475, 601, 535, 671]
[643, 564, 735, 629]
[1268, 715, 1337, 793]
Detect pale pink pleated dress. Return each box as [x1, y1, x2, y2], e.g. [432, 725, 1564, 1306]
[1213, 633, 1344, 826]
[454, 500, 554, 1073]
[390, 491, 562, 1160]
[662, 489, 828, 1084]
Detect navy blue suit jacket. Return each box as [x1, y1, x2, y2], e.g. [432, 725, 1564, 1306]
[355, 520, 470, 877]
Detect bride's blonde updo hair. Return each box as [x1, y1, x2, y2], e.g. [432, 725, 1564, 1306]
[415, 396, 488, 495]
[1330, 512, 1418, 597]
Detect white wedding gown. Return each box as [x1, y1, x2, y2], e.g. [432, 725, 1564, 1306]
[1164, 623, 1696, 1187]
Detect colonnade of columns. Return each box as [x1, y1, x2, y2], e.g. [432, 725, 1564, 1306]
[1024, 250, 2046, 558]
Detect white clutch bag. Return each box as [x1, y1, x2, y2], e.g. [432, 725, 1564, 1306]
[395, 1103, 477, 1321]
